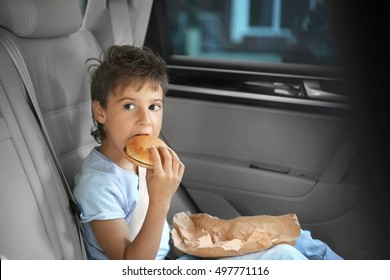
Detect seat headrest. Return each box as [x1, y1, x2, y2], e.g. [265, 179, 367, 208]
[0, 0, 82, 38]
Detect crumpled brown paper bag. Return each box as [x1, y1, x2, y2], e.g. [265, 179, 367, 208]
[171, 212, 301, 258]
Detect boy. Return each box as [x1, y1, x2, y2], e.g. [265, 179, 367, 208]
[73, 45, 314, 260]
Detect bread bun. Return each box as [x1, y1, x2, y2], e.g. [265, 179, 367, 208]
[123, 135, 168, 169]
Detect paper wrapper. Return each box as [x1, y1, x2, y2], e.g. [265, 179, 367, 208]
[171, 212, 301, 258]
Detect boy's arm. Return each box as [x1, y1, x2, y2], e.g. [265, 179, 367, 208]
[90, 210, 167, 260]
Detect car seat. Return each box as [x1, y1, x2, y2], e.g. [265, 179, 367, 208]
[0, 0, 102, 259]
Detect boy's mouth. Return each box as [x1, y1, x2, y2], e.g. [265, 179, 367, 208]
[133, 133, 150, 137]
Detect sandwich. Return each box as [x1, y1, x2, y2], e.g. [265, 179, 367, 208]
[123, 135, 168, 169]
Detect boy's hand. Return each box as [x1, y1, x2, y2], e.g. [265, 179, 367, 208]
[146, 146, 185, 209]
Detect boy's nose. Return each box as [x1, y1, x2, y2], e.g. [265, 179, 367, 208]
[137, 108, 152, 126]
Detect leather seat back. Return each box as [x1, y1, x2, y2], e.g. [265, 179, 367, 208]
[0, 42, 82, 259]
[0, 0, 103, 259]
[0, 0, 102, 185]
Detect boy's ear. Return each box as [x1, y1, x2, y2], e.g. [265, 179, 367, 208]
[92, 100, 106, 124]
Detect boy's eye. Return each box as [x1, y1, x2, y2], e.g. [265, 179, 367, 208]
[124, 103, 136, 110]
[149, 104, 161, 111]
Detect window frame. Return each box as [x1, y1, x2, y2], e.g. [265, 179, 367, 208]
[145, 0, 350, 115]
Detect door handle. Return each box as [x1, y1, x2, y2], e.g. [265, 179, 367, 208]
[249, 161, 290, 174]
[243, 81, 304, 97]
[304, 80, 348, 102]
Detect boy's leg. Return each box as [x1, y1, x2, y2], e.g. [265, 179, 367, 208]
[295, 230, 343, 260]
[221, 244, 308, 260]
[176, 244, 307, 260]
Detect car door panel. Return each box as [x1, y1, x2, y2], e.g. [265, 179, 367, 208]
[163, 96, 349, 176]
[162, 94, 360, 217]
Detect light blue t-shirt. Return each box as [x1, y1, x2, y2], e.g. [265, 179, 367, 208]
[73, 147, 170, 260]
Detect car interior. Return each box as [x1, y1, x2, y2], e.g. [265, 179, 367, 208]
[0, 0, 388, 260]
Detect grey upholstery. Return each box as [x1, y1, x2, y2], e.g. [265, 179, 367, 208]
[0, 0, 102, 259]
[0, 0, 102, 186]
[0, 43, 82, 259]
[0, 0, 82, 38]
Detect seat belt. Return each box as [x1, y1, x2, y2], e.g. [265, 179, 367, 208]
[108, 0, 154, 47]
[109, 0, 134, 45]
[127, 167, 149, 240]
[0, 29, 87, 259]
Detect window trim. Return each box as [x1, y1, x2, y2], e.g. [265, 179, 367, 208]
[166, 55, 343, 80]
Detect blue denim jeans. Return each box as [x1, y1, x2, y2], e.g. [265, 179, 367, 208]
[295, 230, 343, 260]
[177, 229, 343, 260]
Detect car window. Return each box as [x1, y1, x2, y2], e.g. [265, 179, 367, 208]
[166, 0, 339, 67]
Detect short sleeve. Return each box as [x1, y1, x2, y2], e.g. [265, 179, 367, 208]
[74, 174, 136, 223]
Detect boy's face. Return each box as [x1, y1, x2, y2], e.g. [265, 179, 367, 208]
[93, 83, 164, 162]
